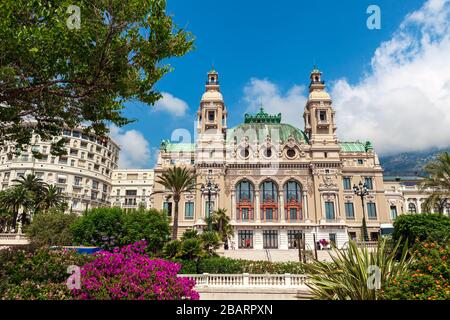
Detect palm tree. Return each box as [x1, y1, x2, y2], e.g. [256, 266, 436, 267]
[0, 210, 14, 232]
[206, 208, 234, 243]
[39, 185, 68, 212]
[0, 185, 33, 232]
[12, 174, 47, 212]
[420, 152, 450, 213]
[153, 166, 197, 240]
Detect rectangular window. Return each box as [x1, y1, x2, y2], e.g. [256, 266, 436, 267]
[365, 177, 373, 190]
[289, 208, 297, 220]
[238, 230, 253, 249]
[163, 202, 172, 216]
[319, 110, 327, 122]
[208, 111, 215, 121]
[263, 230, 278, 249]
[185, 202, 194, 220]
[265, 208, 273, 220]
[325, 201, 335, 220]
[345, 203, 355, 219]
[390, 205, 398, 220]
[343, 177, 351, 190]
[125, 190, 137, 196]
[74, 176, 82, 186]
[367, 203, 377, 219]
[357, 159, 364, 165]
[241, 208, 249, 220]
[370, 232, 379, 241]
[288, 230, 302, 249]
[92, 180, 99, 190]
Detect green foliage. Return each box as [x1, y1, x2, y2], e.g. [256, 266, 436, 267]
[0, 246, 92, 299]
[25, 210, 78, 247]
[392, 213, 450, 244]
[179, 238, 203, 260]
[176, 257, 305, 275]
[163, 240, 182, 259]
[0, 0, 193, 153]
[304, 239, 412, 300]
[70, 207, 170, 251]
[420, 152, 450, 213]
[206, 208, 234, 243]
[0, 174, 67, 230]
[383, 242, 450, 300]
[200, 231, 221, 257]
[181, 229, 199, 241]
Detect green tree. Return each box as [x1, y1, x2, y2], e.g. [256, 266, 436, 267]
[200, 231, 221, 257]
[153, 166, 196, 240]
[206, 208, 233, 243]
[0, 185, 33, 231]
[71, 207, 171, 251]
[392, 213, 450, 245]
[420, 152, 450, 213]
[0, 210, 14, 233]
[25, 209, 78, 247]
[0, 0, 193, 154]
[121, 208, 170, 253]
[39, 185, 68, 212]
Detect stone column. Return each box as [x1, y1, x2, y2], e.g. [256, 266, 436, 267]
[279, 192, 285, 222]
[231, 190, 236, 222]
[303, 191, 309, 220]
[255, 190, 261, 222]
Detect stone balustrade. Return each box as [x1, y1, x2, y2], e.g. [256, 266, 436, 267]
[0, 233, 30, 246]
[178, 273, 308, 288]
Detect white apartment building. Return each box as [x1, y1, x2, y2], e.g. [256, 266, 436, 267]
[111, 169, 155, 211]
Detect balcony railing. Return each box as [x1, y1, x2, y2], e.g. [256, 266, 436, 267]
[178, 273, 308, 288]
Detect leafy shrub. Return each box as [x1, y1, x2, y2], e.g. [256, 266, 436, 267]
[0, 246, 92, 299]
[181, 229, 199, 241]
[71, 207, 170, 251]
[200, 231, 220, 257]
[72, 241, 199, 300]
[393, 213, 450, 245]
[2, 281, 71, 300]
[25, 210, 78, 247]
[178, 257, 305, 274]
[163, 240, 182, 259]
[383, 242, 450, 300]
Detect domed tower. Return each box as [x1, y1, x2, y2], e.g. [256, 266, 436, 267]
[303, 67, 339, 159]
[197, 68, 227, 135]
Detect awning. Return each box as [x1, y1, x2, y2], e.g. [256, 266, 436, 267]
[380, 223, 394, 235]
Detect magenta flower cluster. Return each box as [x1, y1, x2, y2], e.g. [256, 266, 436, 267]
[72, 241, 199, 300]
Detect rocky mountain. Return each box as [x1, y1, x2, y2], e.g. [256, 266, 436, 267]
[379, 148, 450, 176]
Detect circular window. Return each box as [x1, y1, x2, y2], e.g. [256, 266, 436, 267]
[240, 147, 250, 159]
[286, 148, 296, 159]
[263, 147, 272, 158]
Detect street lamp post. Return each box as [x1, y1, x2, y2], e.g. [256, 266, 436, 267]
[353, 181, 370, 242]
[200, 171, 220, 231]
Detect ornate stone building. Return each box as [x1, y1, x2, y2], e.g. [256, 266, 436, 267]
[153, 68, 392, 249]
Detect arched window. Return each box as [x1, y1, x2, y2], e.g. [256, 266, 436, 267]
[284, 180, 302, 221]
[408, 203, 417, 213]
[261, 180, 278, 202]
[235, 180, 254, 221]
[284, 180, 301, 202]
[260, 180, 278, 221]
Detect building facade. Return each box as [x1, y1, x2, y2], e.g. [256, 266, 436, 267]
[0, 127, 120, 213]
[153, 68, 394, 249]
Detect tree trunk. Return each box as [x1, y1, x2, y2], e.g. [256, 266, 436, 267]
[172, 199, 179, 240]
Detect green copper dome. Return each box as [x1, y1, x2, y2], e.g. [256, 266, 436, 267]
[227, 109, 309, 145]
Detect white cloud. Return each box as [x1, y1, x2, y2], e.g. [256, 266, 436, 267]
[332, 0, 450, 155]
[242, 78, 307, 128]
[109, 125, 151, 169]
[241, 0, 450, 155]
[153, 92, 188, 117]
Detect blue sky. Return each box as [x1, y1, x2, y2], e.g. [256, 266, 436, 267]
[111, 0, 450, 168]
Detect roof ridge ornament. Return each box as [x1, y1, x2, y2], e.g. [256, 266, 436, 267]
[244, 107, 282, 124]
